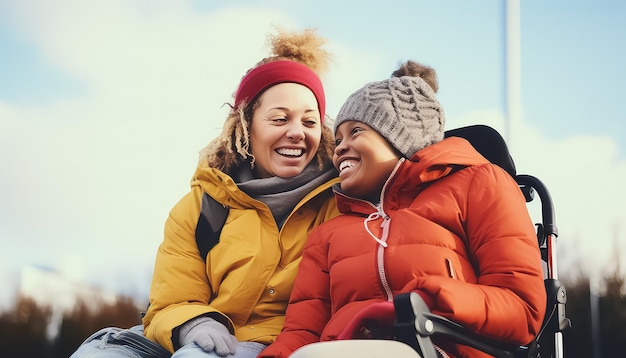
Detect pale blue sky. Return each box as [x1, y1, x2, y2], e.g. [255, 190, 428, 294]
[1, 0, 624, 305]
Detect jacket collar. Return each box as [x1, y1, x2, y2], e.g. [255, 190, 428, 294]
[334, 137, 490, 215]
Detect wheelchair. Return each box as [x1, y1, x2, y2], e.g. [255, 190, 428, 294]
[291, 125, 571, 358]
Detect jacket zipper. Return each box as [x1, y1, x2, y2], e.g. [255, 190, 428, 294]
[335, 159, 405, 302]
[377, 215, 394, 302]
[376, 159, 405, 302]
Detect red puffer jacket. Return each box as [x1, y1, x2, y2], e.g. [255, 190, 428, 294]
[259, 137, 546, 358]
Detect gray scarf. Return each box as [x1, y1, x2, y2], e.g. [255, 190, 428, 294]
[231, 161, 337, 228]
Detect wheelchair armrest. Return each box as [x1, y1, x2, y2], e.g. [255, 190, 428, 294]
[394, 292, 521, 358]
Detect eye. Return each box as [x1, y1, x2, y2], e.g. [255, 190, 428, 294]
[334, 137, 343, 146]
[302, 117, 319, 128]
[351, 127, 364, 136]
[266, 115, 288, 123]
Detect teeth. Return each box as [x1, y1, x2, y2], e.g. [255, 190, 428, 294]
[277, 148, 303, 157]
[339, 160, 356, 173]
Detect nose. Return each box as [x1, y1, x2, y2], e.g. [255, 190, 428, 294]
[334, 139, 348, 155]
[286, 123, 305, 141]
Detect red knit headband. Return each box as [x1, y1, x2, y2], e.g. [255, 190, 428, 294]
[234, 60, 326, 123]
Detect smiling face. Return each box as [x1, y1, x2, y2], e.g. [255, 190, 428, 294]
[333, 121, 401, 202]
[249, 82, 322, 179]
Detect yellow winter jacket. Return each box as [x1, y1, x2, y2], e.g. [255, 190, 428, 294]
[142, 163, 340, 353]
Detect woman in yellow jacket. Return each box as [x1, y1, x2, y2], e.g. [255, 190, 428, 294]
[69, 28, 339, 358]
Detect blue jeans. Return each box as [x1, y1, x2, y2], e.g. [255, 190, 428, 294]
[70, 324, 267, 358]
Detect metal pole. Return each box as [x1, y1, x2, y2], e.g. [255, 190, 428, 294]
[504, 0, 521, 149]
[590, 277, 601, 358]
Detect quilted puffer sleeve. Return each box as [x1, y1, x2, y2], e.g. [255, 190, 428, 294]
[411, 164, 546, 345]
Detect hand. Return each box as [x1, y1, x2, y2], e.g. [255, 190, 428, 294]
[178, 316, 238, 356]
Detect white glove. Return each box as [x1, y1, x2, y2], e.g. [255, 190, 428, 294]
[178, 316, 238, 356]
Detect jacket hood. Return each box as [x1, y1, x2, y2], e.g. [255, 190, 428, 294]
[335, 136, 491, 215]
[191, 165, 245, 205]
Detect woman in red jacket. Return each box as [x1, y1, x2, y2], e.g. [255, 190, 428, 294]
[259, 61, 546, 358]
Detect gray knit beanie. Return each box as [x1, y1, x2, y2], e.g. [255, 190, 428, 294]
[334, 76, 445, 158]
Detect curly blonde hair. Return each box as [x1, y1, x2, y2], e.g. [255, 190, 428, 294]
[200, 27, 334, 173]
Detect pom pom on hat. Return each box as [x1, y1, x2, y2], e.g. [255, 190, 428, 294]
[334, 65, 445, 158]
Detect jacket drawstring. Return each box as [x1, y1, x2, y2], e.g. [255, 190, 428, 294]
[364, 205, 390, 248]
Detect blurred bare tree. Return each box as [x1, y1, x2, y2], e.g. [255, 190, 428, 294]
[0, 294, 141, 357]
[1, 267, 626, 357]
[561, 263, 626, 357]
[0, 296, 53, 357]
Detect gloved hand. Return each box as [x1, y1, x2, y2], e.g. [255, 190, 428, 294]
[178, 316, 238, 356]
